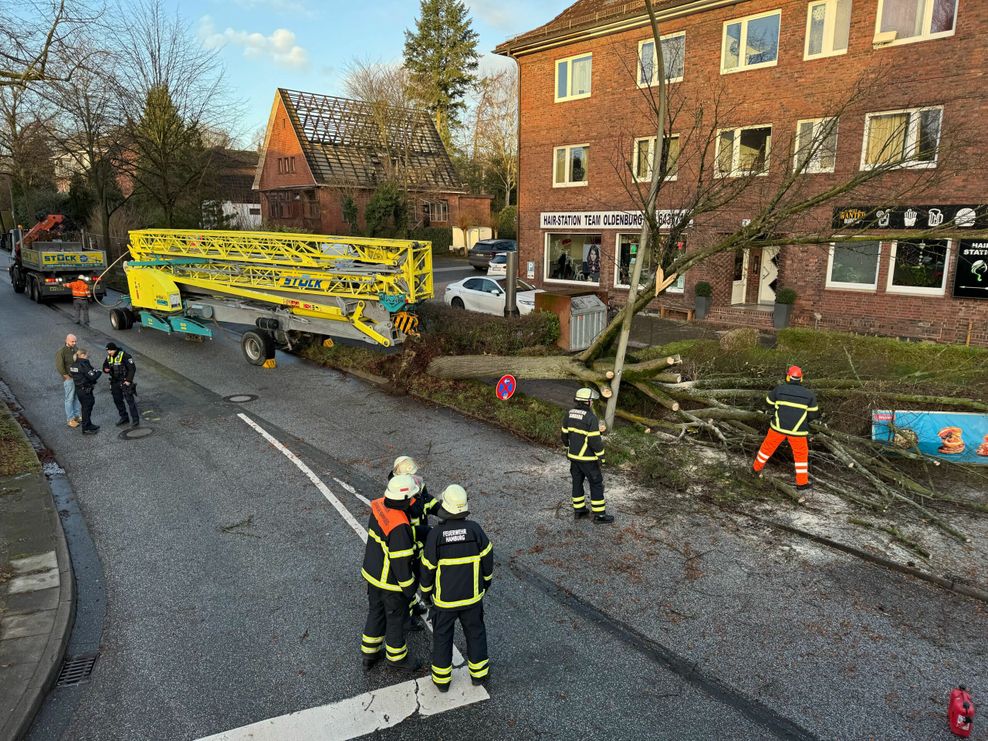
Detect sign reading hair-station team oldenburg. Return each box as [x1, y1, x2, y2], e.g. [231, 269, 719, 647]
[954, 240, 988, 299]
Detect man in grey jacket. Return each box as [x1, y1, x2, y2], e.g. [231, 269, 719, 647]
[55, 334, 82, 428]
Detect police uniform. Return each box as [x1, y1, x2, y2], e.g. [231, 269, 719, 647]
[561, 400, 610, 520]
[753, 372, 819, 489]
[103, 344, 139, 426]
[68, 356, 102, 433]
[420, 497, 493, 690]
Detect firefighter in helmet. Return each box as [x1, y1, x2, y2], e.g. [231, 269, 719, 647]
[753, 365, 819, 491]
[561, 387, 614, 523]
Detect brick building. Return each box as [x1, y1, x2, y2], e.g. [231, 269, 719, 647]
[253, 88, 492, 240]
[496, 0, 988, 345]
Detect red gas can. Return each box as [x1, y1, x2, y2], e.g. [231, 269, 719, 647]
[949, 685, 975, 738]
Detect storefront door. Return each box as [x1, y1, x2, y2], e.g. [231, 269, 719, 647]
[731, 249, 749, 304]
[758, 246, 779, 304]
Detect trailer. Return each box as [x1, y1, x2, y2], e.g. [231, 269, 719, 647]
[108, 229, 432, 366]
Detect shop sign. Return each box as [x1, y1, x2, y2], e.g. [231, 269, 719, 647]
[540, 210, 691, 230]
[953, 240, 988, 299]
[832, 205, 988, 230]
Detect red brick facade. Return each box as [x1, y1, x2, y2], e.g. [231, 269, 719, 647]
[499, 0, 988, 345]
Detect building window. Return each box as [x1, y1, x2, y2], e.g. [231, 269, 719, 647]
[277, 158, 284, 174]
[794, 118, 838, 174]
[638, 32, 685, 86]
[716, 126, 772, 177]
[887, 239, 950, 295]
[615, 234, 686, 292]
[289, 157, 296, 174]
[875, 0, 957, 45]
[553, 144, 589, 187]
[722, 10, 781, 73]
[424, 200, 448, 223]
[249, 206, 261, 216]
[545, 233, 601, 284]
[555, 53, 592, 102]
[805, 0, 852, 59]
[633, 135, 680, 182]
[861, 106, 942, 169]
[826, 241, 881, 289]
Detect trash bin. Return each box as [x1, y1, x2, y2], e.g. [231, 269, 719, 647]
[535, 291, 607, 352]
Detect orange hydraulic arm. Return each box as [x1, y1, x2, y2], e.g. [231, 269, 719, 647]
[21, 214, 65, 247]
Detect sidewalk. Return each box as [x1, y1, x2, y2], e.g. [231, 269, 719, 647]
[0, 392, 74, 741]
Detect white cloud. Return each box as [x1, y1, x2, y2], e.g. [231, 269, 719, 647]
[466, 0, 556, 35]
[199, 16, 310, 70]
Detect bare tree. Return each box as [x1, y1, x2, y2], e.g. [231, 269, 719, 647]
[0, 85, 57, 221]
[0, 1, 100, 88]
[471, 68, 518, 208]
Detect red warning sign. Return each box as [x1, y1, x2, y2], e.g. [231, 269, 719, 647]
[496, 374, 516, 401]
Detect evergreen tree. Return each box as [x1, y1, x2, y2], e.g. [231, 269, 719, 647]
[403, 0, 479, 147]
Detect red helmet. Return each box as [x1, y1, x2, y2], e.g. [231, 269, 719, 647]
[787, 365, 803, 381]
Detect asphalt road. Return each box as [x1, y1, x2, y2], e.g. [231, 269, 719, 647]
[1, 250, 986, 740]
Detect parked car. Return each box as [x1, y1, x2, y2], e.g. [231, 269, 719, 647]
[444, 276, 542, 316]
[486, 252, 508, 277]
[468, 239, 516, 271]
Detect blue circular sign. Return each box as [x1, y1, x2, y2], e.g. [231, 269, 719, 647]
[496, 374, 516, 401]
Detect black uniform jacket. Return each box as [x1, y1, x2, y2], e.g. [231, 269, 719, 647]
[68, 359, 101, 391]
[103, 351, 136, 384]
[561, 405, 605, 462]
[361, 498, 417, 598]
[767, 382, 819, 436]
[420, 516, 493, 610]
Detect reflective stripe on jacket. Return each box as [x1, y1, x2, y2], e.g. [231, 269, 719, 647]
[103, 351, 136, 383]
[420, 517, 493, 609]
[361, 498, 417, 597]
[766, 382, 819, 437]
[561, 406, 605, 461]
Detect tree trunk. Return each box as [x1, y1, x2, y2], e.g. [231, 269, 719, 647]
[426, 354, 607, 384]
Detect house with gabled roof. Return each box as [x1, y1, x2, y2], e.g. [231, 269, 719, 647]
[253, 88, 492, 242]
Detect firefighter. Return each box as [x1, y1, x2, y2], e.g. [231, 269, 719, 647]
[68, 348, 102, 434]
[389, 456, 438, 622]
[561, 387, 614, 523]
[360, 474, 421, 672]
[420, 485, 493, 692]
[64, 275, 92, 326]
[103, 342, 140, 427]
[752, 365, 819, 491]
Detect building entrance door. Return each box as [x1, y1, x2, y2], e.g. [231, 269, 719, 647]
[731, 249, 749, 304]
[758, 246, 780, 304]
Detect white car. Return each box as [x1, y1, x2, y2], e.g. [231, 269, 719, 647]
[444, 276, 542, 316]
[486, 252, 508, 277]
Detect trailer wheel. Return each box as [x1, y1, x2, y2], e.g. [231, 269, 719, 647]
[109, 308, 131, 330]
[11, 268, 25, 293]
[241, 330, 275, 366]
[123, 309, 136, 329]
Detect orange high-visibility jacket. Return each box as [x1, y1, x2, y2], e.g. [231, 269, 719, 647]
[65, 280, 90, 299]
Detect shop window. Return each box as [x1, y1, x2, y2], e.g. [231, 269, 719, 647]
[553, 144, 589, 187]
[826, 241, 881, 289]
[638, 33, 685, 86]
[805, 0, 852, 59]
[862, 106, 942, 169]
[615, 234, 686, 292]
[716, 126, 772, 177]
[633, 135, 680, 182]
[546, 233, 601, 284]
[887, 239, 950, 295]
[875, 0, 957, 45]
[555, 53, 592, 102]
[722, 10, 781, 73]
[794, 118, 838, 173]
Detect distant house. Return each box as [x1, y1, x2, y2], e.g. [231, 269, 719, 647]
[253, 88, 492, 246]
[204, 148, 262, 230]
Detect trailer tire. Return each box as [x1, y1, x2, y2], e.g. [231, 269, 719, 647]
[11, 268, 25, 293]
[123, 309, 136, 329]
[109, 308, 130, 330]
[241, 330, 275, 366]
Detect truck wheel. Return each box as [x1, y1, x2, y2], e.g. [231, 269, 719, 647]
[29, 279, 40, 302]
[109, 308, 130, 330]
[11, 268, 25, 294]
[241, 330, 275, 366]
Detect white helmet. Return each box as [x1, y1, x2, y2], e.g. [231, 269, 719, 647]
[392, 455, 418, 476]
[78, 274, 87, 280]
[385, 474, 420, 502]
[440, 484, 469, 515]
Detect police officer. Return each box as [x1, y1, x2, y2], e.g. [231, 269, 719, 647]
[389, 456, 438, 623]
[103, 342, 139, 427]
[420, 485, 493, 692]
[753, 365, 819, 491]
[68, 348, 102, 434]
[561, 387, 614, 523]
[360, 474, 421, 672]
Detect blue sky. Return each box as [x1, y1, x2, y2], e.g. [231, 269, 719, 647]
[169, 0, 574, 145]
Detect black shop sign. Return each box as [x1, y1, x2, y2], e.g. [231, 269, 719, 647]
[832, 205, 988, 231]
[953, 240, 988, 299]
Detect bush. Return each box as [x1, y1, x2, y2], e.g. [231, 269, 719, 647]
[408, 226, 453, 254]
[415, 302, 560, 355]
[719, 327, 760, 352]
[496, 206, 517, 239]
[775, 287, 797, 304]
[695, 281, 713, 298]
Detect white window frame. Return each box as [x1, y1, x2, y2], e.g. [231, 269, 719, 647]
[637, 32, 686, 87]
[794, 117, 839, 174]
[632, 135, 680, 182]
[804, 0, 852, 60]
[554, 53, 593, 102]
[715, 125, 773, 178]
[544, 233, 602, 287]
[873, 0, 958, 47]
[612, 233, 686, 292]
[553, 144, 590, 188]
[886, 239, 951, 296]
[860, 106, 943, 170]
[824, 240, 882, 291]
[721, 9, 782, 74]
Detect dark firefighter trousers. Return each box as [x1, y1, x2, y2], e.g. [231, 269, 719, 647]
[110, 382, 139, 423]
[361, 584, 412, 664]
[431, 603, 489, 686]
[570, 459, 606, 514]
[77, 386, 96, 429]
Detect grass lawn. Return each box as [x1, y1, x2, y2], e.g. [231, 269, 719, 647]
[0, 405, 40, 477]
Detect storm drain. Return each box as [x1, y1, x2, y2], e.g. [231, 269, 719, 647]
[55, 653, 98, 687]
[119, 426, 154, 441]
[224, 394, 258, 403]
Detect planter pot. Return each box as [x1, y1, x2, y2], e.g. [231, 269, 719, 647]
[773, 302, 793, 329]
[695, 296, 711, 320]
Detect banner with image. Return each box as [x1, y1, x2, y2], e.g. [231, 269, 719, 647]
[872, 410, 988, 464]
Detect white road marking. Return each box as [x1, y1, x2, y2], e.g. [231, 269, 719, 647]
[213, 415, 489, 741]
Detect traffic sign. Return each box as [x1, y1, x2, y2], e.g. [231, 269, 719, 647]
[496, 374, 516, 401]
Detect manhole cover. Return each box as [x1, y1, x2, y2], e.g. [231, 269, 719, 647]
[56, 653, 98, 687]
[224, 394, 258, 403]
[119, 427, 154, 440]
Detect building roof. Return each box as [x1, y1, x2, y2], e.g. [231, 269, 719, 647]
[210, 148, 260, 204]
[272, 88, 463, 193]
